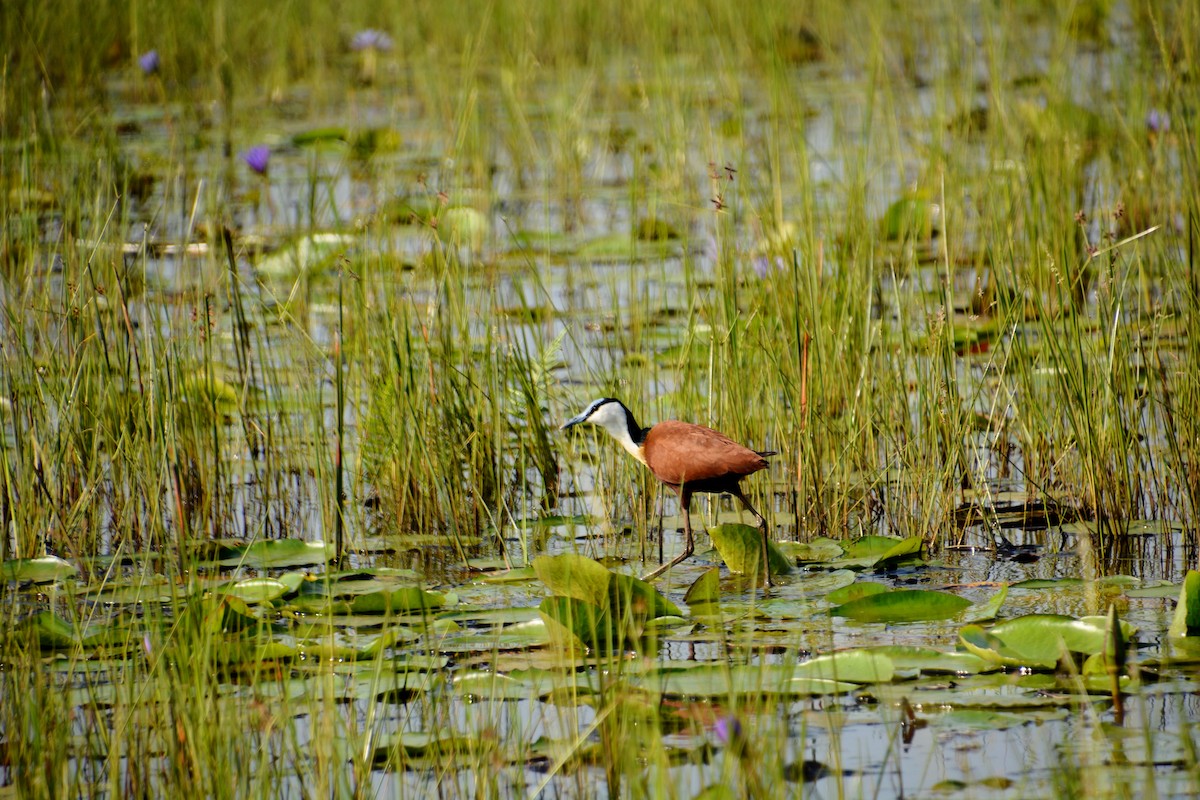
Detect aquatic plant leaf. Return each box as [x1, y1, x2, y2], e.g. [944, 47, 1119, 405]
[708, 524, 793, 576]
[869, 646, 994, 675]
[346, 587, 446, 614]
[873, 535, 925, 567]
[962, 585, 1009, 623]
[684, 567, 720, 605]
[436, 206, 489, 249]
[215, 577, 292, 604]
[480, 566, 539, 583]
[792, 569, 857, 597]
[792, 650, 894, 683]
[1168, 570, 1200, 637]
[831, 589, 971, 622]
[643, 664, 857, 698]
[255, 233, 355, 279]
[2, 555, 78, 583]
[538, 596, 609, 653]
[291, 127, 349, 146]
[609, 572, 682, 618]
[18, 612, 84, 649]
[534, 554, 679, 619]
[960, 615, 1137, 669]
[453, 671, 529, 700]
[934, 709, 1032, 731]
[217, 539, 333, 568]
[826, 581, 889, 605]
[843, 535, 906, 558]
[780, 537, 843, 563]
[1010, 578, 1084, 589]
[1124, 582, 1179, 599]
[534, 554, 611, 606]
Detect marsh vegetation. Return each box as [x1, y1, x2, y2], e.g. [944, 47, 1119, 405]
[2, 0, 1200, 797]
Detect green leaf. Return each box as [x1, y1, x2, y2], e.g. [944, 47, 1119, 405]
[959, 614, 1138, 669]
[843, 535, 907, 558]
[831, 589, 971, 622]
[826, 581, 889, 605]
[792, 650, 894, 683]
[217, 539, 333, 568]
[874, 535, 925, 567]
[1010, 578, 1084, 589]
[215, 577, 291, 604]
[643, 664, 859, 697]
[2, 555, 77, 583]
[1168, 570, 1200, 637]
[684, 568, 720, 606]
[779, 538, 843, 563]
[533, 554, 611, 606]
[869, 646, 995, 675]
[538, 596, 610, 653]
[962, 584, 1008, 623]
[708, 524, 793, 576]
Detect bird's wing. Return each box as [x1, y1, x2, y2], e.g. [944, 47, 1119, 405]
[643, 420, 770, 486]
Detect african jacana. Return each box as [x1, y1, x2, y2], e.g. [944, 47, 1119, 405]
[562, 398, 776, 582]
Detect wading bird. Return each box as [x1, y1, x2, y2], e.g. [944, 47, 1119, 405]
[561, 398, 776, 583]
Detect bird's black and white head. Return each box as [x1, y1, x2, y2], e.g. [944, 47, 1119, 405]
[561, 398, 646, 463]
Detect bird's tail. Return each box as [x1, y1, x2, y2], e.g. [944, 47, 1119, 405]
[757, 450, 778, 458]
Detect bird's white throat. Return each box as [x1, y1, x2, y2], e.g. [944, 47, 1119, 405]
[583, 401, 647, 465]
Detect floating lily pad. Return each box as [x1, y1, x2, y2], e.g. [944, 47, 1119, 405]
[641, 664, 861, 698]
[533, 554, 680, 618]
[684, 568, 720, 605]
[959, 614, 1137, 669]
[255, 233, 355, 279]
[214, 576, 293, 604]
[826, 581, 889, 605]
[216, 539, 334, 568]
[792, 650, 895, 683]
[1168, 571, 1200, 637]
[2, 555, 78, 583]
[869, 646, 994, 675]
[831, 589, 971, 622]
[708, 524, 793, 576]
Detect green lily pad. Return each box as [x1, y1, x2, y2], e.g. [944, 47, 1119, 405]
[642, 664, 860, 698]
[684, 568, 720, 606]
[831, 589, 971, 622]
[217, 539, 333, 569]
[959, 614, 1137, 669]
[792, 650, 895, 683]
[214, 577, 292, 604]
[537, 596, 610, 653]
[533, 554, 680, 618]
[869, 646, 994, 675]
[826, 581, 889, 605]
[255, 233, 355, 279]
[1010, 578, 1084, 589]
[782, 537, 844, 563]
[2, 555, 78, 583]
[1168, 570, 1200, 637]
[934, 709, 1033, 730]
[962, 585, 1009, 623]
[708, 524, 793, 576]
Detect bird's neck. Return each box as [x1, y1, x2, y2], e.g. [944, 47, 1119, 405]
[604, 406, 648, 465]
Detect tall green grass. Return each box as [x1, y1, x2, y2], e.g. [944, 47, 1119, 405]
[2, 0, 1199, 796]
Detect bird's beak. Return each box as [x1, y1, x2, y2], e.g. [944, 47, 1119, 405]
[560, 412, 588, 431]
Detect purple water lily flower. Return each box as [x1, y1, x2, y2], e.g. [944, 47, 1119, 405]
[138, 50, 160, 76]
[714, 715, 744, 746]
[242, 145, 271, 176]
[351, 29, 394, 52]
[1146, 108, 1170, 135]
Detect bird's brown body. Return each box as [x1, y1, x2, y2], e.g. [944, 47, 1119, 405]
[642, 420, 771, 493]
[561, 398, 775, 582]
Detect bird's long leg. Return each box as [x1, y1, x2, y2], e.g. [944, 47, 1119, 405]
[731, 486, 773, 588]
[642, 489, 693, 581]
